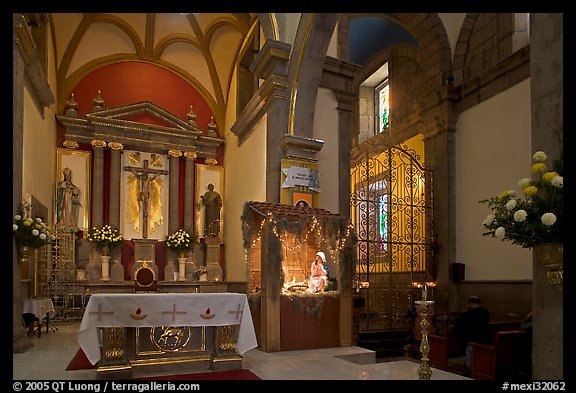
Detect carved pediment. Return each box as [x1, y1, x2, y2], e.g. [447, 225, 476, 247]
[86, 101, 199, 132]
[57, 100, 224, 160]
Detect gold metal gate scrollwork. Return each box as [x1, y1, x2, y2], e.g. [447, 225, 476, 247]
[351, 143, 434, 333]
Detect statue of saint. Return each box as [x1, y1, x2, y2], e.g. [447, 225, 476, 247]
[56, 167, 81, 227]
[199, 183, 222, 237]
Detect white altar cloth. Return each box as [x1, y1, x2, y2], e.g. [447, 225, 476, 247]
[78, 292, 257, 365]
[22, 298, 55, 319]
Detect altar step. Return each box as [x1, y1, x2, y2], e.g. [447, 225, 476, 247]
[356, 329, 411, 359]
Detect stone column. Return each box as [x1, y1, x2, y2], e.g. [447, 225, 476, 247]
[13, 14, 55, 353]
[253, 40, 291, 203]
[183, 151, 197, 231]
[334, 90, 357, 221]
[168, 150, 182, 233]
[108, 142, 123, 229]
[530, 13, 563, 380]
[13, 14, 31, 353]
[91, 140, 107, 228]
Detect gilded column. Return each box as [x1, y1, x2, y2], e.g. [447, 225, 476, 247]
[108, 142, 123, 229]
[91, 140, 107, 228]
[183, 151, 197, 231]
[168, 150, 182, 233]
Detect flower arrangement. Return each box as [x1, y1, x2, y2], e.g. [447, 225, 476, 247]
[87, 224, 123, 253]
[165, 228, 199, 251]
[479, 150, 563, 248]
[194, 265, 208, 280]
[13, 203, 54, 248]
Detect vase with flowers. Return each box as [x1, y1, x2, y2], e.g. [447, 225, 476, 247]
[195, 266, 208, 282]
[13, 202, 55, 264]
[165, 228, 199, 280]
[87, 225, 123, 281]
[480, 150, 563, 290]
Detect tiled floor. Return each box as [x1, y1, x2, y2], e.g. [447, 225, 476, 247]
[13, 320, 470, 381]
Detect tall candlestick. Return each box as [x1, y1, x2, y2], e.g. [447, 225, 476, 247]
[422, 283, 427, 302]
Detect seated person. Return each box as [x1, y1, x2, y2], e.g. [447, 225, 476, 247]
[307, 251, 329, 293]
[454, 295, 490, 371]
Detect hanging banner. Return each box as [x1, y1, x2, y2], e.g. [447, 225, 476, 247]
[281, 166, 320, 192]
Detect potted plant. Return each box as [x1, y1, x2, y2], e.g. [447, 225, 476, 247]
[86, 224, 123, 255]
[480, 150, 563, 289]
[13, 203, 55, 262]
[195, 266, 208, 281]
[165, 228, 199, 258]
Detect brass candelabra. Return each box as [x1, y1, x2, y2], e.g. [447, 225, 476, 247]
[415, 296, 435, 380]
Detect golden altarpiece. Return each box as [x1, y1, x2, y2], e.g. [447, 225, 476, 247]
[242, 201, 357, 352]
[44, 96, 250, 378]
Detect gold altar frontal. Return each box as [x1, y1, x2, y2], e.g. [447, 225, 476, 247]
[97, 324, 241, 379]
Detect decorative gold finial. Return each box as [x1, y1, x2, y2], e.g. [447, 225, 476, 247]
[65, 93, 79, 117]
[187, 105, 197, 126]
[93, 90, 105, 111]
[207, 116, 217, 137]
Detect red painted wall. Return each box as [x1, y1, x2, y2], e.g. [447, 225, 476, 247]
[61, 62, 219, 275]
[68, 61, 213, 131]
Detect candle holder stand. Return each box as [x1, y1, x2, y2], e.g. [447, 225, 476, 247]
[415, 299, 435, 380]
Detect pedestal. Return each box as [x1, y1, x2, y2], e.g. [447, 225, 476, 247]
[101, 256, 111, 281]
[204, 236, 223, 281]
[178, 257, 187, 281]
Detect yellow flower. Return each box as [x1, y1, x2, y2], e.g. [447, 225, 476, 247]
[542, 171, 559, 182]
[522, 185, 538, 196]
[531, 162, 546, 174]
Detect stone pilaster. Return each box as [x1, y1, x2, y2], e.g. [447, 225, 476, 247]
[13, 13, 32, 353]
[108, 142, 123, 229]
[168, 150, 182, 233]
[530, 13, 563, 380]
[91, 140, 107, 228]
[183, 151, 197, 231]
[334, 90, 356, 221]
[242, 39, 292, 203]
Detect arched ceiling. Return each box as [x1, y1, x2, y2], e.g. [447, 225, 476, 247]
[48, 13, 258, 114]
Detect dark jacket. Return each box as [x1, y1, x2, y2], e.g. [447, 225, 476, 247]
[454, 306, 490, 348]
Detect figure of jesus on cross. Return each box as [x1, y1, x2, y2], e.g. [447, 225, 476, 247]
[125, 159, 168, 239]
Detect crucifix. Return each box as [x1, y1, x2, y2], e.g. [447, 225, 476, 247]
[124, 159, 168, 239]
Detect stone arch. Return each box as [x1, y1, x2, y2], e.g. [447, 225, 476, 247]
[394, 13, 452, 91]
[287, 13, 340, 137]
[452, 13, 529, 85]
[257, 13, 279, 41]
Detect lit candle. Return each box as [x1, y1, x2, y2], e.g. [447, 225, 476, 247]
[422, 283, 427, 302]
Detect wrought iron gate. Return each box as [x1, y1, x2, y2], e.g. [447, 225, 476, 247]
[351, 143, 434, 333]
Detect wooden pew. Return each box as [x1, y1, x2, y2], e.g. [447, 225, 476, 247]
[470, 330, 531, 380]
[428, 320, 524, 372]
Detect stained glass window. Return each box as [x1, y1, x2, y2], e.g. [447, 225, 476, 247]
[378, 193, 388, 252]
[376, 79, 390, 132]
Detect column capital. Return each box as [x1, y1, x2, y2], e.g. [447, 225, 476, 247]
[91, 140, 107, 149]
[108, 141, 124, 151]
[183, 151, 198, 160]
[168, 149, 183, 158]
[63, 141, 79, 149]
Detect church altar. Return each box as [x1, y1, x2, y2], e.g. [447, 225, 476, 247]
[78, 292, 257, 379]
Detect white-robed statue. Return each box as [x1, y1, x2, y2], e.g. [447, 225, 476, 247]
[307, 251, 329, 293]
[56, 167, 81, 227]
